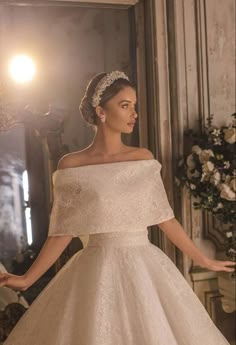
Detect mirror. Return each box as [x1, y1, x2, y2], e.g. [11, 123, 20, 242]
[0, 1, 141, 315]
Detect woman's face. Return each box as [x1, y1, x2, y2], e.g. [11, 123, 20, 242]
[100, 86, 138, 134]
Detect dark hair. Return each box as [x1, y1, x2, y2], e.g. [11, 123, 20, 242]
[79, 72, 134, 125]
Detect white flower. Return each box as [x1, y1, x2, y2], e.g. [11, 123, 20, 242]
[213, 203, 224, 212]
[224, 127, 236, 144]
[223, 161, 230, 169]
[213, 138, 222, 145]
[201, 172, 210, 182]
[216, 153, 224, 160]
[202, 161, 215, 173]
[212, 128, 221, 136]
[219, 183, 236, 201]
[186, 154, 196, 169]
[190, 183, 196, 190]
[226, 231, 233, 238]
[191, 145, 202, 155]
[210, 171, 221, 185]
[199, 149, 214, 163]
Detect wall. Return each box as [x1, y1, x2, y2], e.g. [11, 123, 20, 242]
[154, 0, 235, 339]
[0, 3, 134, 152]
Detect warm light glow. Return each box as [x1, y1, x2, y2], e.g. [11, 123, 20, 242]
[9, 54, 36, 83]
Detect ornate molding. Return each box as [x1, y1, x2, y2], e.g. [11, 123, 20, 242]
[203, 212, 227, 250]
[0, 0, 138, 6]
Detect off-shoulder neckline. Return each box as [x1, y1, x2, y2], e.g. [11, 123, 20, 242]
[53, 158, 160, 176]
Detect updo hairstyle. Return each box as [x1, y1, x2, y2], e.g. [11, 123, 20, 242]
[79, 72, 134, 126]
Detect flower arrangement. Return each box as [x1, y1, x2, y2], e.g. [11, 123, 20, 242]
[176, 113, 236, 271]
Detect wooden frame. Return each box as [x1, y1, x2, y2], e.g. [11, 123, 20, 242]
[0, 0, 138, 7]
[1, 0, 178, 262]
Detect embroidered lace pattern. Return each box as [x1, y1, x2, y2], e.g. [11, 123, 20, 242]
[5, 231, 230, 345]
[48, 159, 175, 237]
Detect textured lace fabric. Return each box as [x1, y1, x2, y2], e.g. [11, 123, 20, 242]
[4, 231, 230, 345]
[48, 159, 175, 237]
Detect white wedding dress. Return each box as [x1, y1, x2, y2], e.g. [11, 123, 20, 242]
[4, 159, 230, 345]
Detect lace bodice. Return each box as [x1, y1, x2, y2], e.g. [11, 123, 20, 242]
[48, 159, 175, 236]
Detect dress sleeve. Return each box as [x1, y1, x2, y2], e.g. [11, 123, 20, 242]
[150, 161, 175, 225]
[47, 171, 81, 237]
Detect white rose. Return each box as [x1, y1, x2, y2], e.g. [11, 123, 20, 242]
[186, 154, 196, 169]
[191, 145, 202, 155]
[224, 127, 236, 144]
[202, 161, 214, 173]
[219, 183, 236, 201]
[199, 149, 214, 163]
[210, 171, 221, 185]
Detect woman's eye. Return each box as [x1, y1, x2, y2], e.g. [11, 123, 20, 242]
[121, 104, 129, 109]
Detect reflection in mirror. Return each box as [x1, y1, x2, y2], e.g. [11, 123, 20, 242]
[0, 4, 138, 338]
[0, 125, 29, 267]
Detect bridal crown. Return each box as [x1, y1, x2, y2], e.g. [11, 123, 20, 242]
[91, 71, 129, 108]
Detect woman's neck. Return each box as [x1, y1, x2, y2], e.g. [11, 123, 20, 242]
[88, 127, 126, 157]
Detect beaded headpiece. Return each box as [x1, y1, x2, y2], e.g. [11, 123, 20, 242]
[91, 71, 129, 108]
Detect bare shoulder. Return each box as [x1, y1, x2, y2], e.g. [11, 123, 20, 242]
[57, 152, 84, 170]
[131, 147, 154, 160]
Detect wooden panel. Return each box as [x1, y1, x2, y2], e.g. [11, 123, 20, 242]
[146, 0, 176, 263]
[0, 0, 138, 6]
[205, 0, 235, 125]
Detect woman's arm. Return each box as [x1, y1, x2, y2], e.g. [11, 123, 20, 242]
[0, 235, 72, 290]
[159, 217, 236, 272]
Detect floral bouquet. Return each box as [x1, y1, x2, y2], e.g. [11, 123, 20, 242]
[176, 113, 236, 273]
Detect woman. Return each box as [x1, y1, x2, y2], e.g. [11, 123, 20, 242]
[0, 71, 235, 345]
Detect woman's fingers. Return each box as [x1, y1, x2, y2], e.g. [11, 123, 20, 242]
[224, 261, 236, 266]
[206, 259, 236, 272]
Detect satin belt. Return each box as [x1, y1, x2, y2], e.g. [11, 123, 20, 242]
[87, 230, 149, 247]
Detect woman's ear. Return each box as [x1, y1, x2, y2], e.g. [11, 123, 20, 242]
[95, 106, 106, 123]
[95, 106, 106, 118]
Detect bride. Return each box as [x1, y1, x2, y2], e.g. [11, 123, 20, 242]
[0, 71, 234, 345]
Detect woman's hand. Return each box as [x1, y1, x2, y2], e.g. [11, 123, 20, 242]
[0, 273, 28, 291]
[201, 258, 236, 272]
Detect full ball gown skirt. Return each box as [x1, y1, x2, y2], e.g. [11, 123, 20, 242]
[4, 159, 231, 344]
